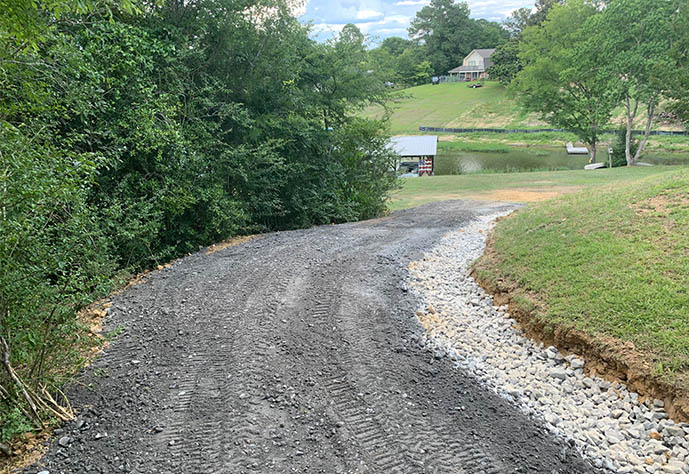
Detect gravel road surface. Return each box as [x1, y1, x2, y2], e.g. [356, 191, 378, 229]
[29, 201, 599, 474]
[412, 214, 689, 474]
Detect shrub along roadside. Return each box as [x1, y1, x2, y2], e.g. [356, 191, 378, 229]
[0, 2, 397, 447]
[473, 168, 689, 416]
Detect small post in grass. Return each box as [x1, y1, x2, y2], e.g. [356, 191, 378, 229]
[608, 147, 613, 168]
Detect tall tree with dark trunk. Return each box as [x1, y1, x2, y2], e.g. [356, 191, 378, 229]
[408, 0, 477, 75]
[591, 0, 678, 165]
[512, 0, 619, 163]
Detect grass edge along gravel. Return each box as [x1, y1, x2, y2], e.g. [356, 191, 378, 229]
[472, 167, 689, 419]
[388, 166, 678, 211]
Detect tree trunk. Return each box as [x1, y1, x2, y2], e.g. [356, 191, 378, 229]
[625, 96, 639, 166]
[323, 109, 329, 132]
[588, 140, 597, 164]
[633, 97, 656, 164]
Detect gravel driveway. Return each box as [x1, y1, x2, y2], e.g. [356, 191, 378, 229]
[28, 201, 599, 474]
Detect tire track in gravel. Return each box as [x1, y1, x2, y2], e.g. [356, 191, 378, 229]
[152, 258, 267, 471]
[27, 200, 602, 474]
[301, 243, 507, 474]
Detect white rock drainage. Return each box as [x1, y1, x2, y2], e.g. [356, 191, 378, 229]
[409, 212, 689, 474]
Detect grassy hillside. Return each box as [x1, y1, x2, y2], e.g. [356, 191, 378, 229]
[366, 82, 687, 141]
[474, 167, 689, 390]
[388, 166, 676, 210]
[365, 82, 542, 135]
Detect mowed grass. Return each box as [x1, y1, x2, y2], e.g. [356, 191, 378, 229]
[474, 167, 689, 385]
[389, 166, 676, 211]
[365, 82, 541, 135]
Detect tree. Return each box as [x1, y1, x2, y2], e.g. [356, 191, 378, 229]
[304, 24, 388, 130]
[512, 0, 619, 163]
[487, 38, 520, 86]
[474, 19, 509, 48]
[591, 0, 678, 165]
[667, 1, 689, 125]
[413, 61, 433, 85]
[397, 47, 428, 85]
[503, 8, 533, 37]
[408, 0, 479, 75]
[0, 0, 398, 442]
[492, 1, 564, 87]
[379, 37, 414, 57]
[0, 0, 137, 49]
[528, 0, 565, 27]
[408, 0, 508, 76]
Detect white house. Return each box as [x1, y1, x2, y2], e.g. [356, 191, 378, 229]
[448, 49, 496, 81]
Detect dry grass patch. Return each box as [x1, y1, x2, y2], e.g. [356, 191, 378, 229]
[478, 187, 582, 203]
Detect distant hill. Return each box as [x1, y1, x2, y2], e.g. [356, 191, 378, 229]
[364, 82, 683, 136]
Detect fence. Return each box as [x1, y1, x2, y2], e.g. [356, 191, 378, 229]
[419, 126, 689, 136]
[438, 76, 465, 83]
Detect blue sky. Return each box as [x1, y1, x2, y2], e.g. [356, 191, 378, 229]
[299, 0, 535, 43]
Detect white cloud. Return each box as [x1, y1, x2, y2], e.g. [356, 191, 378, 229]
[357, 9, 384, 20]
[311, 23, 347, 34]
[383, 14, 410, 24]
[302, 0, 535, 43]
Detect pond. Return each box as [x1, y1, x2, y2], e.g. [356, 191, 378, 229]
[434, 147, 689, 175]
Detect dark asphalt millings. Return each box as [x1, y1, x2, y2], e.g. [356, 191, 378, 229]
[27, 201, 601, 474]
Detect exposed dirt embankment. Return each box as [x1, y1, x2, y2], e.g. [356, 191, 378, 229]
[473, 229, 689, 424]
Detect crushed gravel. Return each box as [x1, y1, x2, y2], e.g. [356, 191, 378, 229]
[410, 211, 689, 474]
[25, 201, 600, 474]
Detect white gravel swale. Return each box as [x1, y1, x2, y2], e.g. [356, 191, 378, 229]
[409, 211, 689, 474]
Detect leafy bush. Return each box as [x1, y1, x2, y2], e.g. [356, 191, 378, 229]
[0, 1, 396, 442]
[0, 123, 114, 441]
[611, 128, 639, 167]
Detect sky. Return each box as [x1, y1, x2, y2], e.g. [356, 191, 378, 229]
[299, 0, 535, 43]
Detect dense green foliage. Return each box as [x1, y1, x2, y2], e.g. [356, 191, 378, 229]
[0, 0, 397, 442]
[488, 1, 562, 85]
[611, 129, 639, 167]
[486, 39, 520, 87]
[510, 0, 683, 164]
[511, 0, 620, 162]
[590, 0, 678, 164]
[668, 1, 689, 125]
[368, 37, 432, 87]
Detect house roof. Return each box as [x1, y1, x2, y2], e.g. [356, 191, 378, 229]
[474, 48, 496, 58]
[387, 135, 438, 157]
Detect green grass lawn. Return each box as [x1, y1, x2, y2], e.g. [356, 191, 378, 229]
[389, 166, 677, 211]
[473, 167, 689, 389]
[365, 82, 540, 135]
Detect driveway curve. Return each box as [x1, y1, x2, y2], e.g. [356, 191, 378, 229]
[29, 201, 599, 474]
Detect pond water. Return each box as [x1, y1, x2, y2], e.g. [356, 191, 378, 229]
[435, 148, 689, 175]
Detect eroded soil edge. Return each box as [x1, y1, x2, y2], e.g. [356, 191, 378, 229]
[472, 227, 689, 424]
